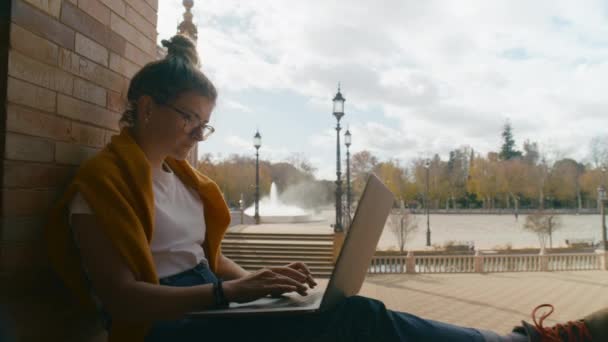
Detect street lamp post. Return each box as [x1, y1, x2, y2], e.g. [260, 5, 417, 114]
[332, 85, 345, 233]
[238, 193, 244, 224]
[598, 186, 607, 251]
[424, 159, 431, 247]
[345, 129, 352, 227]
[254, 130, 262, 225]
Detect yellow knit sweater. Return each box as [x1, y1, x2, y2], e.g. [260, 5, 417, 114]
[45, 127, 231, 341]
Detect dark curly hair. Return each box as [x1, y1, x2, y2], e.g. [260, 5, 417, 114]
[119, 34, 217, 129]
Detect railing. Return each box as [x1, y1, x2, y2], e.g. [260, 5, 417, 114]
[369, 251, 603, 274]
[483, 254, 542, 272]
[403, 208, 600, 215]
[369, 256, 407, 274]
[548, 253, 600, 271]
[413, 255, 476, 273]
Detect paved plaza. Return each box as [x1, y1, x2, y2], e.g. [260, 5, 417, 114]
[312, 271, 608, 334]
[233, 219, 608, 333]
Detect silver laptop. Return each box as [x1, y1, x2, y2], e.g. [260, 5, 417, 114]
[186, 174, 394, 317]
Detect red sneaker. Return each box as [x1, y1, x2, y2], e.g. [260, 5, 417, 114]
[512, 304, 592, 342]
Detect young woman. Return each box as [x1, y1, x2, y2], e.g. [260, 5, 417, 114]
[46, 34, 602, 342]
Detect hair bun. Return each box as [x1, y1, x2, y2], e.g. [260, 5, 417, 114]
[162, 35, 200, 67]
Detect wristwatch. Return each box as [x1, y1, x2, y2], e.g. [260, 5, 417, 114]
[213, 278, 229, 309]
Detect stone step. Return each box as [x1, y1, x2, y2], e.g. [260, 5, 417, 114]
[236, 263, 334, 273]
[223, 250, 332, 258]
[223, 253, 332, 261]
[227, 259, 334, 268]
[222, 242, 332, 250]
[230, 258, 334, 266]
[222, 246, 333, 253]
[223, 252, 333, 261]
[222, 233, 336, 278]
[222, 247, 332, 254]
[222, 238, 332, 244]
[224, 233, 333, 241]
[237, 265, 333, 278]
[223, 251, 333, 257]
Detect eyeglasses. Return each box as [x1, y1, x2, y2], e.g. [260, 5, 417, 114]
[165, 104, 215, 140]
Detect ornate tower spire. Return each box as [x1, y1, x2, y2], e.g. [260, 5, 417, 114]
[177, 0, 200, 166]
[178, 0, 198, 41]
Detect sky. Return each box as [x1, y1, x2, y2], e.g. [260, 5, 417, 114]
[157, 0, 608, 180]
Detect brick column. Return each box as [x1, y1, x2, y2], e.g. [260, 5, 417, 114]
[1, 0, 159, 340]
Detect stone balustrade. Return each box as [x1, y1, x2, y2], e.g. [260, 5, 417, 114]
[369, 250, 607, 274]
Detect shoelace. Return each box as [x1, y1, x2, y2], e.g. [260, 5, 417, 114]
[532, 304, 593, 342]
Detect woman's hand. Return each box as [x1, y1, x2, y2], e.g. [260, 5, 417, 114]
[269, 262, 317, 289]
[222, 267, 311, 304]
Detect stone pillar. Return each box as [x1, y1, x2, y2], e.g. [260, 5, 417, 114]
[474, 250, 484, 273]
[406, 251, 416, 274]
[539, 248, 549, 272]
[596, 249, 608, 271]
[332, 231, 345, 263]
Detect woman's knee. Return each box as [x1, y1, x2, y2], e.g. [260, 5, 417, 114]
[339, 295, 388, 316]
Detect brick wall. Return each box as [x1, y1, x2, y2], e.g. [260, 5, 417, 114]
[0, 0, 158, 340]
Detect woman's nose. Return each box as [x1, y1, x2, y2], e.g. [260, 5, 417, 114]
[190, 125, 204, 141]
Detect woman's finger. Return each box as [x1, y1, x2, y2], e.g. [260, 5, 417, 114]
[269, 284, 301, 298]
[272, 266, 308, 283]
[289, 262, 312, 278]
[270, 272, 308, 295]
[288, 262, 317, 287]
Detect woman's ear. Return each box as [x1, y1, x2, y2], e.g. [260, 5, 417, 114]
[136, 95, 154, 123]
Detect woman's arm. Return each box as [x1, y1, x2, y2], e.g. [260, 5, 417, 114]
[72, 213, 216, 321]
[216, 253, 250, 280]
[72, 214, 309, 321]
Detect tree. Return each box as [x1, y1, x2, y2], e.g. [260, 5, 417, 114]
[497, 159, 527, 210]
[522, 140, 540, 165]
[269, 162, 313, 194]
[373, 159, 405, 198]
[389, 199, 418, 253]
[351, 150, 378, 198]
[467, 153, 499, 209]
[197, 153, 217, 179]
[523, 158, 550, 209]
[546, 159, 582, 208]
[205, 155, 272, 207]
[523, 213, 562, 249]
[446, 147, 471, 209]
[286, 152, 317, 177]
[196, 153, 334, 210]
[413, 155, 450, 209]
[499, 120, 522, 160]
[589, 136, 608, 168]
[580, 167, 607, 209]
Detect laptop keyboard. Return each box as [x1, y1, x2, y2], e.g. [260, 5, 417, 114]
[272, 291, 322, 307]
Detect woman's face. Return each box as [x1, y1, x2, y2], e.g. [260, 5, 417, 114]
[148, 90, 215, 161]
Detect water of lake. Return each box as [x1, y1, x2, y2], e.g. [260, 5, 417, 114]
[378, 214, 605, 251]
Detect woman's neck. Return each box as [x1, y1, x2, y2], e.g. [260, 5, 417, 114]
[128, 126, 165, 170]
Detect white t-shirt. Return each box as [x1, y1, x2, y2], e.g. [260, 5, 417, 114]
[69, 162, 208, 278]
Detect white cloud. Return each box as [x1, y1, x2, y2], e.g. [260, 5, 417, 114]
[224, 135, 252, 151]
[160, 0, 608, 179]
[219, 98, 252, 113]
[224, 135, 291, 162]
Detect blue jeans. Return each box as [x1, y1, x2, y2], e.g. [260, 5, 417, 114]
[145, 263, 486, 342]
